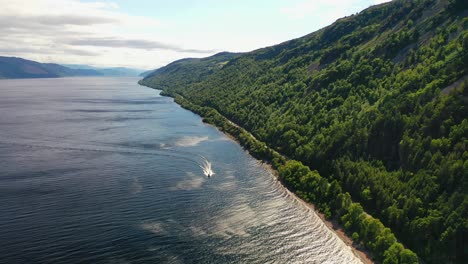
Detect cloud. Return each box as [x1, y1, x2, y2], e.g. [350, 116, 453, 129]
[0, 0, 392, 69]
[0, 14, 118, 28]
[0, 0, 215, 68]
[0, 46, 100, 57]
[67, 38, 216, 53]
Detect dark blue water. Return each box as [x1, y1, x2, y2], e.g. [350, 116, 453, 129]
[0, 77, 361, 263]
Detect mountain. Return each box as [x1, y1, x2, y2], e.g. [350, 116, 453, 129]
[0, 56, 101, 79]
[142, 52, 242, 88]
[0, 57, 146, 79]
[62, 64, 145, 77]
[97, 67, 143, 76]
[140, 0, 467, 263]
[58, 64, 98, 70]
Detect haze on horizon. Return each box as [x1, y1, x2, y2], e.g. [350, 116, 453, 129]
[0, 0, 390, 70]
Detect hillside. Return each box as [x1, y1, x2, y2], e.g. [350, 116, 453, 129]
[139, 70, 155, 77]
[0, 56, 103, 79]
[142, 52, 242, 87]
[140, 0, 467, 263]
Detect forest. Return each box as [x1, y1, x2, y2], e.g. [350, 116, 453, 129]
[140, 0, 467, 263]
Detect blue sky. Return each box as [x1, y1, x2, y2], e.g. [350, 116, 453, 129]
[0, 0, 390, 69]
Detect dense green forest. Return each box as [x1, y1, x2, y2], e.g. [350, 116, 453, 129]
[140, 0, 467, 263]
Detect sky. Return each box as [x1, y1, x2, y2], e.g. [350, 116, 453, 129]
[0, 0, 391, 70]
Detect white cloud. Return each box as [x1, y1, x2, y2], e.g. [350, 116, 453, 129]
[0, 0, 215, 69]
[66, 37, 215, 53]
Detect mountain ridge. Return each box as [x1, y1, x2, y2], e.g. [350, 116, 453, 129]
[0, 56, 102, 79]
[0, 56, 145, 79]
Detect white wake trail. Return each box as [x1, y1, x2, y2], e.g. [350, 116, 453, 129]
[199, 156, 214, 177]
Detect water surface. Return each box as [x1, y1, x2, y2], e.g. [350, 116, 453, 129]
[0, 77, 362, 263]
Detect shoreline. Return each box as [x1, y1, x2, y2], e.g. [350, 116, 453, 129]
[191, 107, 374, 264]
[214, 128, 374, 264]
[258, 162, 374, 264]
[147, 86, 375, 264]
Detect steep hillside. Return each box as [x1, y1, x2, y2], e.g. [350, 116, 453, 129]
[0, 56, 101, 79]
[141, 52, 242, 90]
[139, 70, 154, 77]
[141, 0, 467, 263]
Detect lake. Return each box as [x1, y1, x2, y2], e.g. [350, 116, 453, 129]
[0, 77, 361, 263]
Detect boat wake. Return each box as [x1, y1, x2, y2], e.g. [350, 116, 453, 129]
[199, 156, 214, 177]
[1, 134, 217, 178]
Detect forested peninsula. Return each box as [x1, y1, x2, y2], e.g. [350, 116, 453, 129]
[140, 0, 467, 263]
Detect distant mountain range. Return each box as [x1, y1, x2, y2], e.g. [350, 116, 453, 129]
[0, 56, 99, 79]
[62, 64, 145, 77]
[0, 56, 145, 79]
